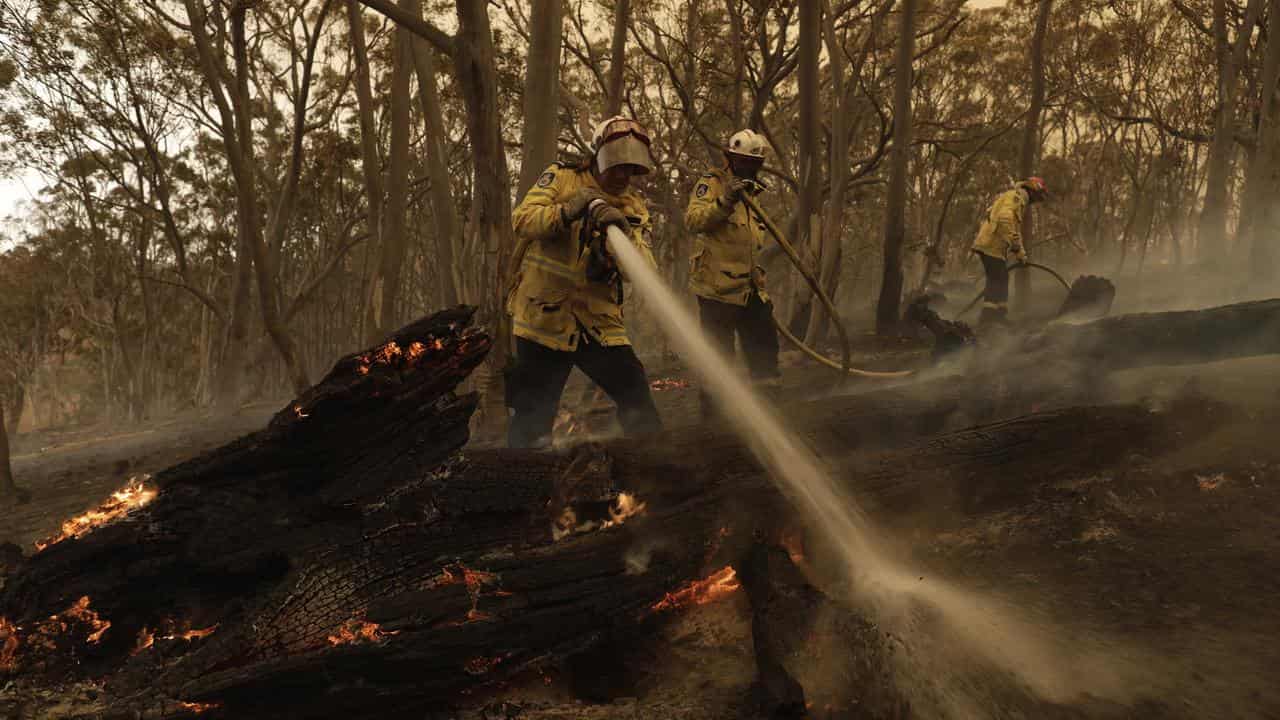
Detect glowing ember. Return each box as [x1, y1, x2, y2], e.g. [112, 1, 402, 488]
[463, 654, 508, 675]
[650, 377, 691, 391]
[132, 627, 155, 655]
[649, 566, 741, 613]
[176, 701, 219, 714]
[327, 618, 398, 646]
[406, 341, 428, 361]
[172, 624, 218, 641]
[291, 404, 309, 419]
[1, 618, 19, 672]
[62, 596, 111, 644]
[372, 340, 403, 365]
[35, 476, 157, 551]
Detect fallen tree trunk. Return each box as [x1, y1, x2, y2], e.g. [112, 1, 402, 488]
[0, 306, 1229, 719]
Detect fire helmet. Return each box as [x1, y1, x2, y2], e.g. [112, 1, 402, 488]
[1023, 176, 1049, 199]
[591, 115, 654, 176]
[726, 129, 769, 159]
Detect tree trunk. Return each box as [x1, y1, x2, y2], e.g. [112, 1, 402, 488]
[789, 0, 822, 332]
[367, 0, 415, 343]
[346, 0, 386, 332]
[804, 0, 848, 346]
[1198, 0, 1265, 253]
[0, 404, 14, 498]
[517, 0, 564, 199]
[1246, 0, 1280, 284]
[876, 0, 916, 335]
[452, 1, 514, 434]
[605, 0, 631, 116]
[1014, 0, 1052, 313]
[727, 0, 745, 128]
[409, 0, 461, 307]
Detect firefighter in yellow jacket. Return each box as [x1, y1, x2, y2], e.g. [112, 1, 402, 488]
[505, 116, 662, 448]
[971, 177, 1049, 327]
[685, 129, 782, 413]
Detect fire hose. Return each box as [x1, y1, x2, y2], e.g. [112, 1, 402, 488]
[741, 195, 912, 380]
[957, 261, 1072, 317]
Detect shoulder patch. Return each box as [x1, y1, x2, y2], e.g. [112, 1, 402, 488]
[695, 183, 709, 198]
[536, 170, 556, 188]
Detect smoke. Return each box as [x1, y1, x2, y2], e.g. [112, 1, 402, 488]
[608, 227, 1164, 713]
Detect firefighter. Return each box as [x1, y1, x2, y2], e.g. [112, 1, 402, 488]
[970, 177, 1049, 327]
[505, 116, 662, 449]
[685, 129, 782, 412]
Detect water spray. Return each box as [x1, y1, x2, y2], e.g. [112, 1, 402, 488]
[603, 223, 1151, 709]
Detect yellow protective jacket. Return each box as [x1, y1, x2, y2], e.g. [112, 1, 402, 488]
[972, 187, 1029, 260]
[508, 162, 656, 352]
[685, 168, 772, 307]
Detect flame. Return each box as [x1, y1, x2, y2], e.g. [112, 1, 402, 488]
[406, 341, 428, 362]
[649, 567, 741, 613]
[327, 618, 398, 646]
[291, 404, 309, 419]
[62, 596, 111, 644]
[132, 627, 155, 656]
[35, 476, 157, 551]
[176, 701, 219, 714]
[649, 377, 691, 391]
[1, 618, 19, 672]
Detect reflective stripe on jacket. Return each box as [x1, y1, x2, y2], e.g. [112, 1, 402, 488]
[972, 187, 1028, 260]
[508, 162, 656, 352]
[685, 168, 772, 307]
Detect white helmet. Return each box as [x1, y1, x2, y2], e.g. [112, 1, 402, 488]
[591, 115, 655, 175]
[726, 128, 769, 159]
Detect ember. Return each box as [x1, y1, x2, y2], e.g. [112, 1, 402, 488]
[463, 654, 508, 675]
[649, 377, 691, 391]
[177, 701, 220, 714]
[132, 627, 155, 655]
[406, 340, 428, 361]
[649, 566, 741, 613]
[1, 618, 18, 672]
[35, 476, 157, 551]
[170, 624, 218, 641]
[63, 596, 112, 644]
[327, 618, 398, 646]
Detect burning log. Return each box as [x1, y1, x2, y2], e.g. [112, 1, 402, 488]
[0, 304, 1223, 719]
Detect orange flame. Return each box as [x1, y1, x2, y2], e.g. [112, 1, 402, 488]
[372, 341, 403, 365]
[0, 618, 19, 672]
[327, 618, 398, 646]
[650, 377, 691, 391]
[406, 341, 428, 362]
[172, 624, 218, 641]
[649, 567, 741, 613]
[35, 477, 157, 551]
[177, 701, 220, 714]
[132, 627, 155, 656]
[62, 596, 112, 644]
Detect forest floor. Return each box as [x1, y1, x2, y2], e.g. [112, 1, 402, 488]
[3, 333, 1280, 719]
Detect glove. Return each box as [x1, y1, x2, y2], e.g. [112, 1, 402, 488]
[719, 177, 749, 207]
[1012, 246, 1028, 264]
[561, 188, 604, 224]
[588, 199, 628, 230]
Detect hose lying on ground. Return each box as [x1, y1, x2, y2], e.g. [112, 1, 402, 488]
[958, 261, 1072, 317]
[742, 195, 913, 380]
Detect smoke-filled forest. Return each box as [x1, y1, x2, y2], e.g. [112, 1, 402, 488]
[2, 1, 1280, 718]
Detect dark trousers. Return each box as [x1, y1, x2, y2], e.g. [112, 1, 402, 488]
[505, 335, 661, 448]
[977, 251, 1009, 325]
[698, 293, 781, 380]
